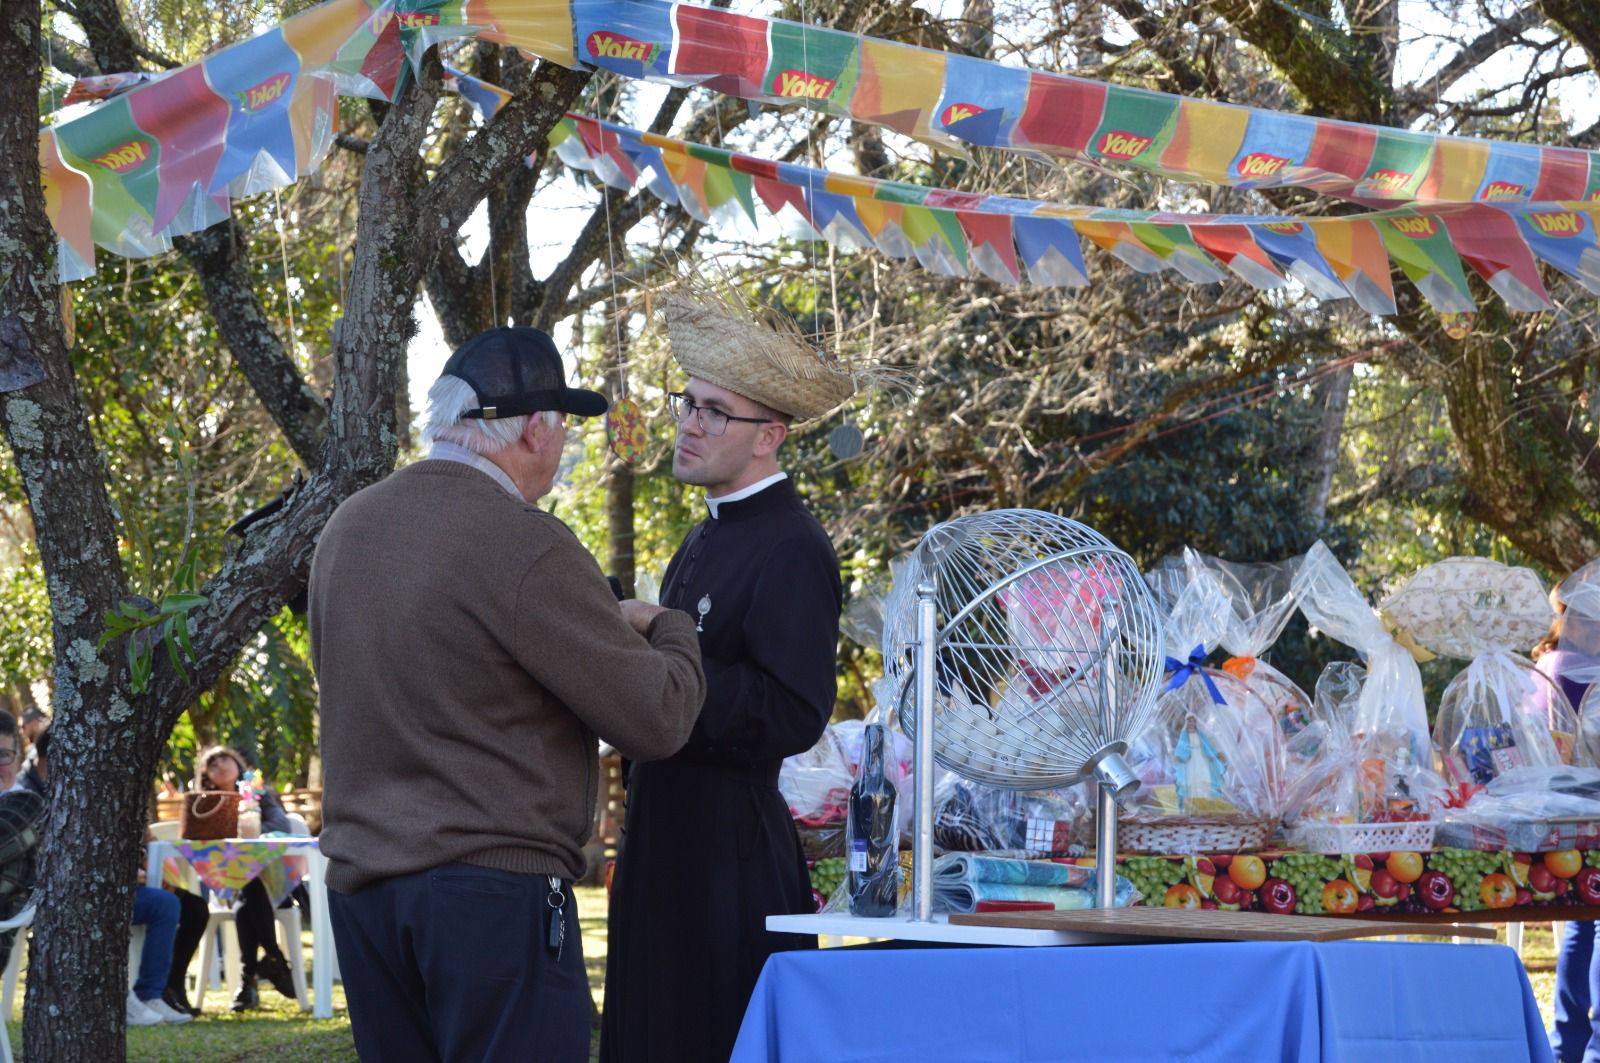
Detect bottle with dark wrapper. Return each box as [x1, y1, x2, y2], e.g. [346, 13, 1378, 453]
[847, 723, 899, 917]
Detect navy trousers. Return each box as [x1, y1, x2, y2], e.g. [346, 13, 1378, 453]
[1554, 920, 1600, 1063]
[329, 863, 590, 1063]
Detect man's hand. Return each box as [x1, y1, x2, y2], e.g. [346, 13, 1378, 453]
[619, 598, 667, 634]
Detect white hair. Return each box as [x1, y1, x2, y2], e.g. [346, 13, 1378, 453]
[422, 375, 557, 455]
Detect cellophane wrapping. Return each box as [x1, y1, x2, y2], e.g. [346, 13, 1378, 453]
[1379, 557, 1572, 786]
[1292, 540, 1430, 762]
[1124, 568, 1284, 824]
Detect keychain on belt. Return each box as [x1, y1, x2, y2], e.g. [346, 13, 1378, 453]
[547, 876, 566, 961]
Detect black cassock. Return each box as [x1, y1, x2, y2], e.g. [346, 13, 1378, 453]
[600, 478, 840, 1063]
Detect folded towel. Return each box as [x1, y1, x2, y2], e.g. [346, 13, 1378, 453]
[931, 854, 1134, 913]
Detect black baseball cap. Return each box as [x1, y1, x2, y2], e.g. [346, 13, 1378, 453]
[441, 327, 608, 420]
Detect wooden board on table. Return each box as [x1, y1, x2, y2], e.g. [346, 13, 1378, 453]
[948, 906, 1498, 942]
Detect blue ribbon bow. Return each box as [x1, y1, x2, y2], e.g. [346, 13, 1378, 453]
[1163, 644, 1226, 705]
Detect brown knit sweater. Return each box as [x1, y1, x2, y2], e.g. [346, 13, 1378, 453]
[308, 460, 705, 892]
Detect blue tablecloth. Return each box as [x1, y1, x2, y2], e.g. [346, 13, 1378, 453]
[730, 941, 1552, 1063]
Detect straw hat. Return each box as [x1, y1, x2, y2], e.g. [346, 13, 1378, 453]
[662, 293, 856, 421]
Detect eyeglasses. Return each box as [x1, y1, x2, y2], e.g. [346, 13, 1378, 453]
[667, 392, 775, 438]
[0, 750, 16, 766]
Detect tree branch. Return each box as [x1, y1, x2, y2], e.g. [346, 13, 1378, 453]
[1400, 5, 1542, 119]
[415, 60, 591, 247]
[1105, 0, 1216, 95]
[532, 188, 651, 332]
[320, 56, 443, 488]
[1206, 0, 1387, 122]
[41, 33, 95, 79]
[423, 234, 485, 347]
[1540, 0, 1600, 72]
[64, 0, 145, 74]
[1327, 461, 1456, 517]
[172, 220, 330, 468]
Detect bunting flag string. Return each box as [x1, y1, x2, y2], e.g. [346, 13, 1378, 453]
[538, 110, 1595, 315]
[37, 0, 1600, 288]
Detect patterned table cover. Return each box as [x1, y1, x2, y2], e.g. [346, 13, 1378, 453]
[161, 836, 317, 907]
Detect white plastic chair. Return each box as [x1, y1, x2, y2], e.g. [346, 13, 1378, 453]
[200, 906, 308, 1012]
[147, 820, 180, 843]
[199, 826, 308, 1011]
[0, 903, 35, 1063]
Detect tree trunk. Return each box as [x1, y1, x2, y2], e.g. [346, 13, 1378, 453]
[1437, 332, 1600, 572]
[2, 7, 149, 1056]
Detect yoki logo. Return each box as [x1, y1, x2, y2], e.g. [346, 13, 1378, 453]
[1388, 216, 1438, 238]
[368, 10, 439, 35]
[1236, 152, 1288, 179]
[586, 31, 656, 64]
[1480, 180, 1524, 200]
[1365, 169, 1414, 193]
[1261, 221, 1304, 235]
[939, 102, 985, 126]
[1529, 212, 1584, 237]
[238, 72, 291, 114]
[774, 70, 837, 101]
[1095, 130, 1151, 160]
[94, 139, 151, 173]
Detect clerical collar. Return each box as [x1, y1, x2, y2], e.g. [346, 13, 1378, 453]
[427, 441, 523, 501]
[705, 472, 788, 519]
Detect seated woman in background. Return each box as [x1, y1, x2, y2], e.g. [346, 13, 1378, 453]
[195, 745, 299, 1012]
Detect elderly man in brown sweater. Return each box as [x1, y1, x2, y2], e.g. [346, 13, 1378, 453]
[309, 327, 705, 1063]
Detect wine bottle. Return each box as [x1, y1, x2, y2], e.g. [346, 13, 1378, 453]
[847, 723, 898, 917]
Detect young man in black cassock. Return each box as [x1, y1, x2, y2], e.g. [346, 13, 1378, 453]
[600, 295, 856, 1063]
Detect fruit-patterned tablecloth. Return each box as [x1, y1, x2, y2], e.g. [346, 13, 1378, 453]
[161, 836, 317, 906]
[1102, 847, 1600, 917]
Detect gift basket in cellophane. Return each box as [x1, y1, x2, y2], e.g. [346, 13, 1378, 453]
[1121, 565, 1285, 854]
[1280, 659, 1449, 854]
[1285, 542, 1447, 854]
[1187, 549, 1313, 742]
[1383, 557, 1570, 791]
[1433, 562, 1600, 855]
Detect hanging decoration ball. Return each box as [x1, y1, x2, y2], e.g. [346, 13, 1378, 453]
[1440, 312, 1474, 340]
[606, 397, 649, 464]
[828, 422, 865, 460]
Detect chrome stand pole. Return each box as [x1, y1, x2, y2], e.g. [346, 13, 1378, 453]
[911, 578, 938, 923]
[1093, 751, 1139, 908]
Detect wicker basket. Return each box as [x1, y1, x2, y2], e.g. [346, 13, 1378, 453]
[1434, 818, 1600, 853]
[1119, 818, 1273, 855]
[179, 790, 239, 841]
[1291, 820, 1436, 855]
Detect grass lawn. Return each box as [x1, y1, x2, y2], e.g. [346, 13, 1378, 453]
[3, 887, 613, 1062]
[2, 894, 1570, 1060]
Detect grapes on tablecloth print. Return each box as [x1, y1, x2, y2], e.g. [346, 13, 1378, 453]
[1111, 846, 1600, 917]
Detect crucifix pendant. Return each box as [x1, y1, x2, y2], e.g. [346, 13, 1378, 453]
[696, 594, 712, 632]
